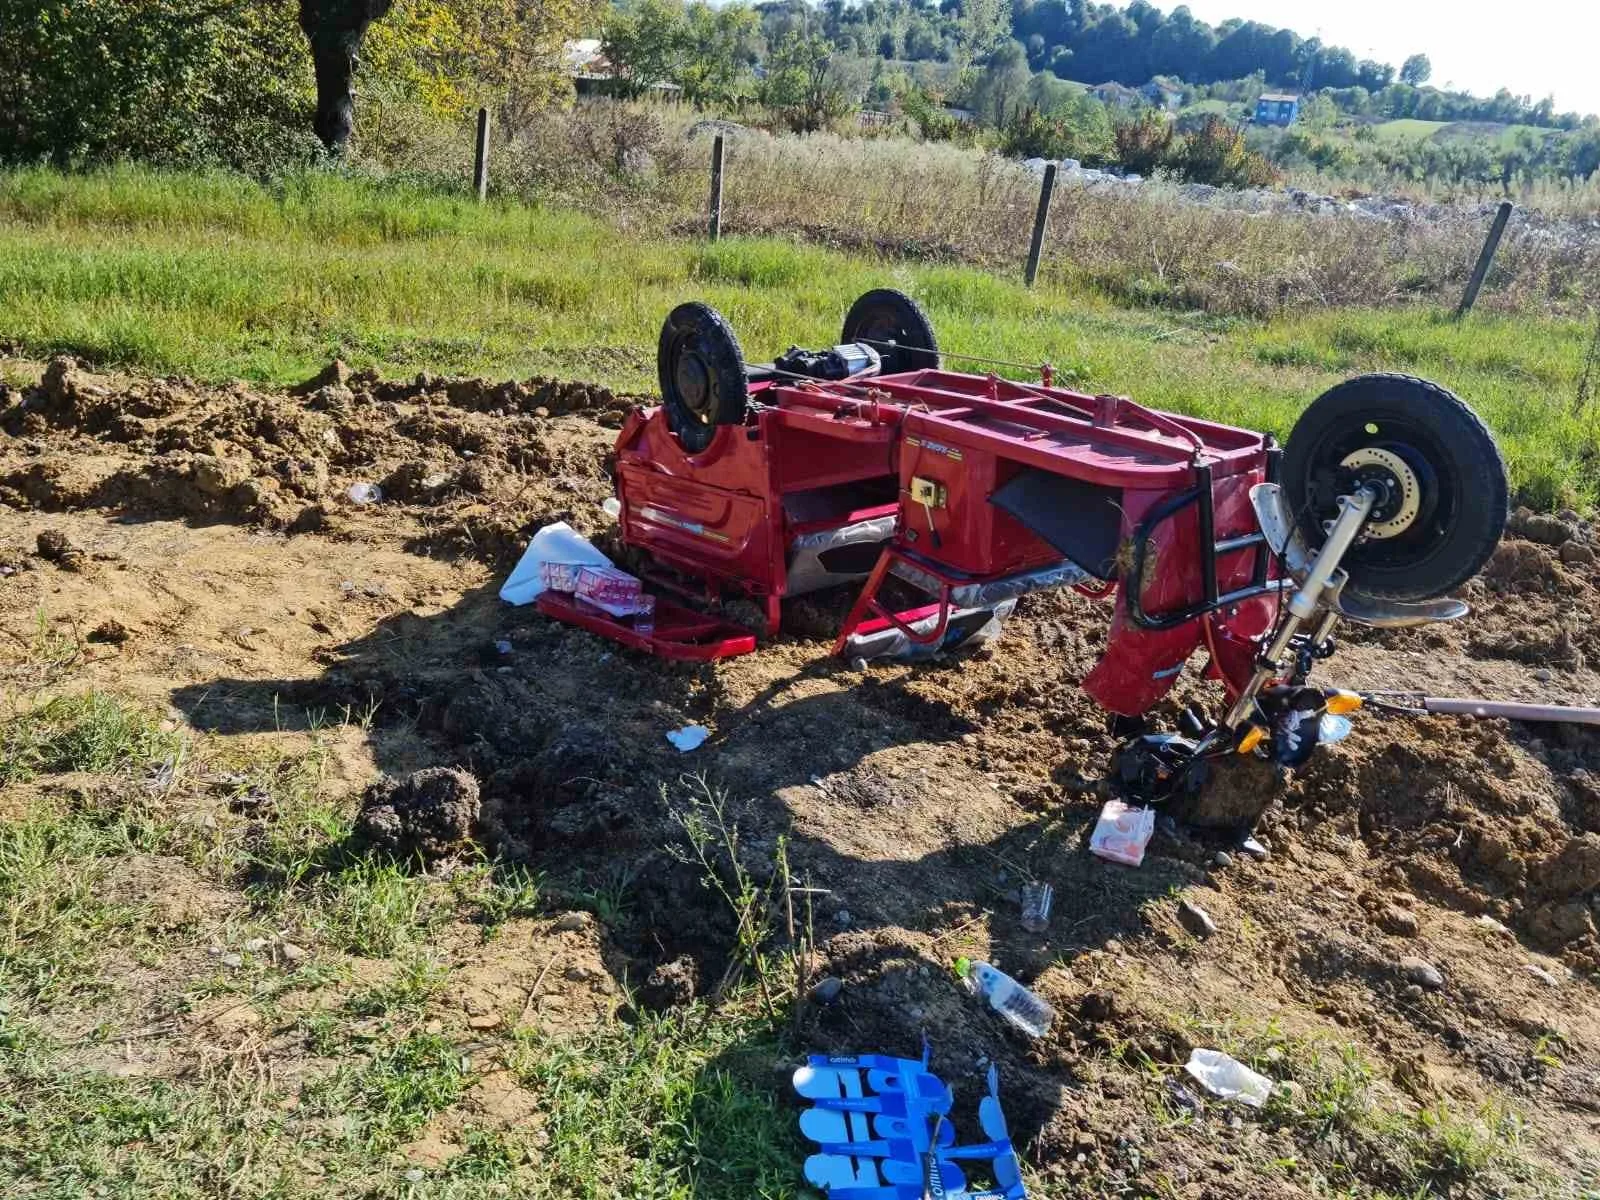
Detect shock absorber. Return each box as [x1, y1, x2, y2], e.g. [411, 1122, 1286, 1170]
[1221, 486, 1379, 731]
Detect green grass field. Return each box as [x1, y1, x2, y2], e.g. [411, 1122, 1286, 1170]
[1371, 118, 1450, 144]
[1, 166, 1595, 508]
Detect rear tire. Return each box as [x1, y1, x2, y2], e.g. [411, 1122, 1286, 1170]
[1282, 373, 1507, 602]
[657, 302, 748, 453]
[840, 289, 939, 375]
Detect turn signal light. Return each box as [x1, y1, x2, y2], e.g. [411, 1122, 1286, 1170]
[1236, 725, 1267, 754]
[1325, 690, 1364, 715]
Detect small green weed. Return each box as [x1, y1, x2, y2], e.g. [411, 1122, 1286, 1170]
[0, 691, 182, 785]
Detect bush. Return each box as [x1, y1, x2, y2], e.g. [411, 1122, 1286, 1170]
[1114, 111, 1176, 176]
[1173, 116, 1279, 188]
[0, 0, 318, 172]
[1000, 101, 1113, 164]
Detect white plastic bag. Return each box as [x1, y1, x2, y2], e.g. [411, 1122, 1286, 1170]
[1184, 1049, 1273, 1108]
[499, 522, 613, 606]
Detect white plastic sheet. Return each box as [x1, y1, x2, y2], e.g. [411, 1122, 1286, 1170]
[1185, 1049, 1274, 1108]
[499, 522, 613, 606]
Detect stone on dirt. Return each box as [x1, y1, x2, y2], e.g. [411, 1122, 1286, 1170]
[355, 766, 481, 862]
[808, 975, 845, 1006]
[1178, 899, 1218, 939]
[1399, 956, 1444, 991]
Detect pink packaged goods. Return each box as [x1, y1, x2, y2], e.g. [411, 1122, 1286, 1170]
[538, 560, 584, 593]
[1088, 799, 1156, 867]
[575, 564, 644, 616]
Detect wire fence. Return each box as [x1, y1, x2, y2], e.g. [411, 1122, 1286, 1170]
[469, 105, 1600, 322]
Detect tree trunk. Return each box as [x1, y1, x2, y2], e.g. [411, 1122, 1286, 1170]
[298, 0, 394, 152]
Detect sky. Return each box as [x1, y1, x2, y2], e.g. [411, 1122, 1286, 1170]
[1178, 0, 1600, 117]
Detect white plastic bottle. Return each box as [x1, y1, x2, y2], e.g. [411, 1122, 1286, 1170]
[956, 958, 1054, 1037]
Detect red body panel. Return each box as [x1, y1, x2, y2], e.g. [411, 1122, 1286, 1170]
[1081, 471, 1277, 716]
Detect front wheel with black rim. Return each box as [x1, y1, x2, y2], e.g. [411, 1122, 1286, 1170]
[840, 289, 939, 376]
[657, 302, 749, 453]
[1282, 373, 1507, 602]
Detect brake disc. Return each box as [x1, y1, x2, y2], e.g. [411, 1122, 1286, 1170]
[1339, 446, 1421, 540]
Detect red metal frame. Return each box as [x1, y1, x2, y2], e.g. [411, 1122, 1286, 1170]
[545, 365, 1281, 715]
[535, 591, 756, 661]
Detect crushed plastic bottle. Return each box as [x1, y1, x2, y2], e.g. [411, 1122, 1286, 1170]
[602, 497, 622, 520]
[347, 482, 383, 505]
[956, 958, 1054, 1038]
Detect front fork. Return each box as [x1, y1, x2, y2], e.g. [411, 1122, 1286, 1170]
[1219, 486, 1377, 733]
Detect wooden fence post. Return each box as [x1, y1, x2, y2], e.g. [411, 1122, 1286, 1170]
[472, 107, 491, 203]
[1456, 200, 1513, 319]
[1024, 162, 1057, 288]
[707, 134, 725, 242]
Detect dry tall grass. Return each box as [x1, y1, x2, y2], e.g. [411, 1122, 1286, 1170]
[365, 100, 1600, 320]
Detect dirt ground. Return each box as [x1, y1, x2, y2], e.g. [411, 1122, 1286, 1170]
[4, 355, 1600, 1196]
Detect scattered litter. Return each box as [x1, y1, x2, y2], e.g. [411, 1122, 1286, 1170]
[1019, 880, 1054, 933]
[666, 724, 710, 752]
[1523, 963, 1561, 986]
[793, 1044, 1027, 1198]
[1089, 799, 1156, 867]
[602, 497, 622, 519]
[1475, 914, 1514, 937]
[346, 481, 382, 505]
[494, 639, 513, 655]
[1185, 1048, 1273, 1108]
[499, 521, 613, 606]
[957, 958, 1054, 1038]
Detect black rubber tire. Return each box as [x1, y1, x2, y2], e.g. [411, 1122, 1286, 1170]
[1282, 372, 1507, 602]
[657, 302, 748, 453]
[840, 289, 939, 375]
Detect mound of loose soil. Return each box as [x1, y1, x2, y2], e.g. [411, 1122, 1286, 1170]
[355, 766, 482, 861]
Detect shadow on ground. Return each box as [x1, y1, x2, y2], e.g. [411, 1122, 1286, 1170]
[171, 578, 1219, 1155]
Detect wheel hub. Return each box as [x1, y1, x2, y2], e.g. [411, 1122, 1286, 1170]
[674, 348, 712, 421]
[1340, 446, 1421, 539]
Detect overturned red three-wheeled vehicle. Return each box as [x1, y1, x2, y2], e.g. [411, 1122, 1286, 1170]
[539, 289, 1537, 809]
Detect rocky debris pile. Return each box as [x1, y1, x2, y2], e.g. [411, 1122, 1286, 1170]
[355, 766, 482, 862]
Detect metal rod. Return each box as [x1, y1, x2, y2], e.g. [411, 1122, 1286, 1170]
[1420, 697, 1600, 726]
[853, 338, 1048, 377]
[1024, 162, 1057, 288]
[1455, 200, 1513, 319]
[473, 107, 491, 202]
[708, 134, 725, 242]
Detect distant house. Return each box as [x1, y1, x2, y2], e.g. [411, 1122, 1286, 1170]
[563, 37, 682, 99]
[1254, 93, 1300, 126]
[1090, 82, 1142, 110]
[1140, 80, 1183, 112]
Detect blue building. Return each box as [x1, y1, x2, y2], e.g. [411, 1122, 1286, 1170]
[1254, 93, 1300, 126]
